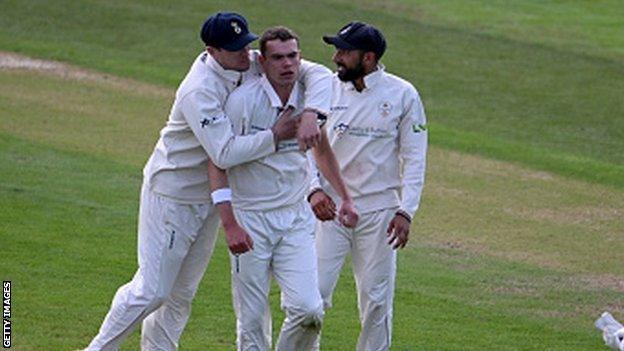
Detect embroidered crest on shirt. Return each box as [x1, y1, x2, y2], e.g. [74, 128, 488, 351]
[378, 101, 392, 117]
[333, 122, 349, 137]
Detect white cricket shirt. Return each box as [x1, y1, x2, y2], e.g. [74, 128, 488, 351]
[317, 66, 428, 216]
[143, 51, 331, 204]
[225, 76, 310, 211]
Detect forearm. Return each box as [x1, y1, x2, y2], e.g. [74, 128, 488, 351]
[306, 151, 321, 190]
[182, 91, 276, 170]
[215, 202, 239, 230]
[313, 134, 352, 202]
[211, 131, 275, 169]
[207, 160, 237, 229]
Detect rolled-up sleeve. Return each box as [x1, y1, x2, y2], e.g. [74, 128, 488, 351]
[180, 89, 275, 169]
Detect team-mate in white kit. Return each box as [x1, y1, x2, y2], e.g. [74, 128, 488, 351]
[206, 26, 359, 351]
[85, 12, 333, 351]
[309, 22, 428, 350]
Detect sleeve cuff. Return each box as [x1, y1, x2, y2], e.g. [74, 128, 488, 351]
[395, 209, 412, 223]
[307, 187, 324, 203]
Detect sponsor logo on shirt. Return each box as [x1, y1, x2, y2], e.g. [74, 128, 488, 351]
[330, 105, 348, 112]
[200, 116, 226, 128]
[347, 126, 392, 138]
[277, 141, 300, 152]
[333, 122, 391, 139]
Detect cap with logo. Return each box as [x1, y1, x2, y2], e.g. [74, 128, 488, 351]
[200, 12, 258, 51]
[322, 21, 386, 60]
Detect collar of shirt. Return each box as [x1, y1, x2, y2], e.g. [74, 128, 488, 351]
[260, 74, 301, 110]
[344, 64, 386, 92]
[205, 53, 243, 87]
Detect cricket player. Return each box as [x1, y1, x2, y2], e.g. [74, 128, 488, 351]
[310, 22, 428, 350]
[85, 12, 333, 350]
[206, 26, 359, 351]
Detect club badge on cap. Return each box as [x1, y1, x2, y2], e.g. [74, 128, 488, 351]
[200, 12, 258, 51]
[322, 21, 387, 60]
[231, 21, 242, 34]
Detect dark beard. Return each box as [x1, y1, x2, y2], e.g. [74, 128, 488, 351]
[337, 61, 365, 82]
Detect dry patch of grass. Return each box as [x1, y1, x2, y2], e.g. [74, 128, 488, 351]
[0, 54, 173, 166]
[0, 51, 170, 98]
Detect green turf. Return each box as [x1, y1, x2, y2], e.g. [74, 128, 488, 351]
[332, 0, 624, 61]
[0, 0, 622, 189]
[1, 69, 621, 349]
[1, 133, 619, 350]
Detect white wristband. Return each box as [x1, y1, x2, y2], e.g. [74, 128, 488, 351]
[211, 188, 232, 205]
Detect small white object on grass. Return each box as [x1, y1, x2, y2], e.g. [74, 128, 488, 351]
[595, 312, 624, 351]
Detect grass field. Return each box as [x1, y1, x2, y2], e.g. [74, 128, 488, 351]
[1, 1, 622, 350]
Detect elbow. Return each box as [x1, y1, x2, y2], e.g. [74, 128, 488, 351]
[207, 158, 225, 173]
[211, 155, 233, 170]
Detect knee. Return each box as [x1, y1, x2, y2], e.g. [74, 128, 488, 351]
[360, 282, 392, 311]
[301, 309, 323, 331]
[321, 296, 332, 310]
[361, 278, 392, 303]
[238, 312, 266, 334]
[166, 285, 196, 311]
[144, 294, 167, 313]
[293, 302, 324, 330]
[129, 284, 169, 312]
[318, 283, 333, 307]
[362, 292, 388, 313]
[360, 293, 392, 325]
[317, 284, 334, 310]
[318, 275, 339, 310]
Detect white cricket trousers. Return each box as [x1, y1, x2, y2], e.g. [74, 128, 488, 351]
[232, 200, 324, 351]
[87, 184, 220, 350]
[315, 208, 397, 351]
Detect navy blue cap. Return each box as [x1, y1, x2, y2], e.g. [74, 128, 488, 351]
[200, 12, 258, 51]
[323, 22, 386, 59]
